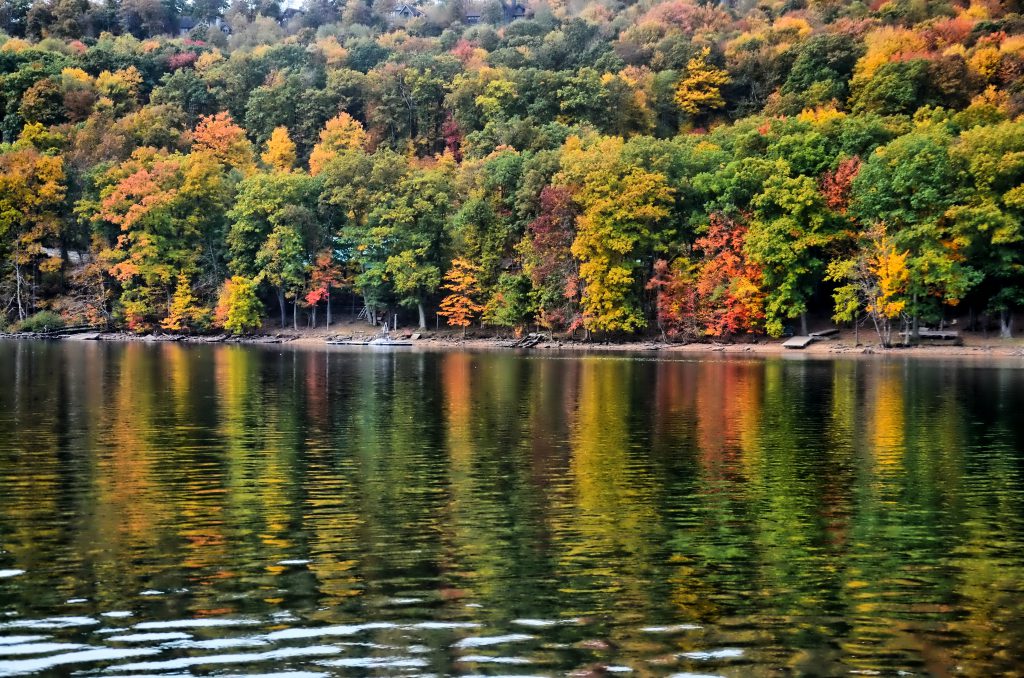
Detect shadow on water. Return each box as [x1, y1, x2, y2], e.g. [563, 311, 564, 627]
[0, 339, 1023, 675]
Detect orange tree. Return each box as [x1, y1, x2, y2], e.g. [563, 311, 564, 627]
[438, 257, 484, 337]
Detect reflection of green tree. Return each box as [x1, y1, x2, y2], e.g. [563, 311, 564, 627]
[440, 352, 561, 621]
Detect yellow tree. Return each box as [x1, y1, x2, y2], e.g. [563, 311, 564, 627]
[0, 140, 66, 321]
[309, 112, 368, 175]
[261, 126, 297, 172]
[827, 226, 910, 346]
[161, 274, 207, 332]
[439, 258, 484, 337]
[214, 276, 263, 335]
[556, 136, 673, 334]
[674, 46, 730, 117]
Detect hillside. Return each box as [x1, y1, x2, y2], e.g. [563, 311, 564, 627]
[2, 0, 1023, 341]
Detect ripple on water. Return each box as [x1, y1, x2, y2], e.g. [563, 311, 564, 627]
[318, 656, 430, 668]
[0, 617, 98, 630]
[453, 634, 535, 649]
[679, 648, 744, 660]
[511, 618, 580, 627]
[0, 638, 45, 647]
[109, 645, 343, 672]
[458, 655, 534, 664]
[0, 647, 160, 675]
[0, 642, 88, 656]
[132, 618, 260, 630]
[265, 622, 397, 640]
[105, 632, 192, 643]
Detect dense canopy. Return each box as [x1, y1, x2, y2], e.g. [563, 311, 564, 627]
[2, 0, 1024, 339]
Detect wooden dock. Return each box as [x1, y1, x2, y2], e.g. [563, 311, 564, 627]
[783, 335, 816, 349]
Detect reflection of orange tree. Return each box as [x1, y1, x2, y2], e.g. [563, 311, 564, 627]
[441, 352, 495, 599]
[694, 361, 763, 480]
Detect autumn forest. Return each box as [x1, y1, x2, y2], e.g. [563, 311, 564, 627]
[3, 0, 1024, 340]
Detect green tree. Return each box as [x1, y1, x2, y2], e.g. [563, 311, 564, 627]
[747, 173, 838, 337]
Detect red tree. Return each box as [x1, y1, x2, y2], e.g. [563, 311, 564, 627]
[820, 156, 861, 213]
[649, 214, 765, 340]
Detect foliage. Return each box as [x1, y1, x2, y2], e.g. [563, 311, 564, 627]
[14, 309, 64, 332]
[827, 226, 910, 346]
[3, 0, 1024, 337]
[261, 126, 296, 173]
[439, 257, 484, 335]
[675, 46, 730, 117]
[214, 275, 262, 334]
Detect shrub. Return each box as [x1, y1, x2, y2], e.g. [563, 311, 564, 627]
[15, 311, 65, 333]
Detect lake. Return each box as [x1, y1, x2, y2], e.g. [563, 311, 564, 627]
[0, 340, 1023, 676]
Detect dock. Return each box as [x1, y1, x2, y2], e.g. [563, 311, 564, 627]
[783, 336, 816, 349]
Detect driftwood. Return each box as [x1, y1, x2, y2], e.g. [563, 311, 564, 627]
[512, 332, 548, 348]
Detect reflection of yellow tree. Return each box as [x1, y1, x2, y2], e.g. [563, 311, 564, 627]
[867, 363, 906, 473]
[563, 358, 661, 618]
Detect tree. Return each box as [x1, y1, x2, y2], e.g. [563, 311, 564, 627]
[215, 276, 262, 334]
[692, 213, 765, 337]
[161, 273, 208, 332]
[523, 186, 582, 332]
[0, 140, 66, 321]
[261, 126, 296, 172]
[256, 219, 309, 330]
[305, 250, 344, 329]
[439, 257, 484, 337]
[674, 46, 730, 117]
[851, 130, 979, 333]
[556, 136, 674, 334]
[649, 214, 765, 340]
[191, 111, 256, 174]
[227, 171, 320, 326]
[92, 149, 230, 331]
[745, 173, 836, 337]
[949, 120, 1024, 337]
[309, 112, 368, 175]
[378, 156, 455, 329]
[827, 225, 910, 346]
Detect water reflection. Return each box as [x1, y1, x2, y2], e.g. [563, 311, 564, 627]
[0, 340, 1023, 675]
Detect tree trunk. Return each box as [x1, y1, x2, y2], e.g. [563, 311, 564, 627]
[911, 292, 919, 342]
[800, 312, 808, 336]
[14, 263, 25, 321]
[293, 300, 298, 330]
[1000, 309, 1013, 339]
[417, 302, 426, 330]
[278, 288, 286, 328]
[326, 291, 331, 331]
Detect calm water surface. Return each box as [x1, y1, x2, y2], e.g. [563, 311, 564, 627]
[1, 340, 1023, 677]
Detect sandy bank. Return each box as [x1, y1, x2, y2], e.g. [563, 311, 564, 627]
[15, 322, 1020, 361]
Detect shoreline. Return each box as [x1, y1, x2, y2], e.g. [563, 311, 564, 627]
[6, 327, 1024, 361]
